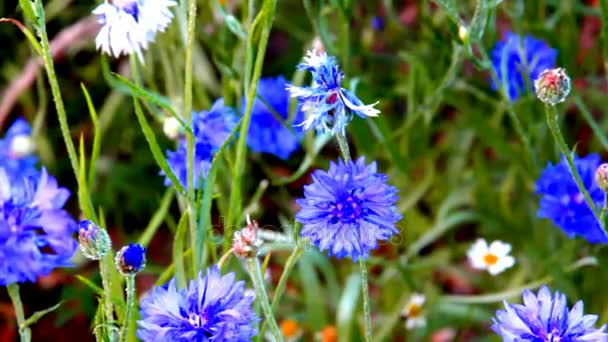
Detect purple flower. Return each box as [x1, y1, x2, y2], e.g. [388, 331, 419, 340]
[295, 157, 401, 261]
[164, 99, 237, 189]
[287, 50, 380, 135]
[0, 118, 38, 181]
[0, 168, 77, 285]
[535, 153, 607, 243]
[137, 266, 258, 341]
[492, 286, 608, 341]
[491, 32, 557, 101]
[245, 76, 304, 160]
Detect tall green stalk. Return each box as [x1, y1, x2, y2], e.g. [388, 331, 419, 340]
[119, 276, 135, 342]
[246, 258, 283, 342]
[7, 284, 31, 342]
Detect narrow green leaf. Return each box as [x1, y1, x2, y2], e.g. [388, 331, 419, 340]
[298, 253, 327, 330]
[337, 273, 361, 342]
[22, 302, 63, 328]
[78, 135, 97, 221]
[75, 275, 104, 295]
[432, 0, 463, 25]
[81, 83, 102, 188]
[174, 212, 190, 288]
[17, 0, 36, 24]
[0, 18, 42, 56]
[138, 188, 175, 247]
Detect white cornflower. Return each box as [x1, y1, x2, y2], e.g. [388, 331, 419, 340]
[467, 238, 515, 275]
[93, 0, 176, 61]
[401, 293, 426, 330]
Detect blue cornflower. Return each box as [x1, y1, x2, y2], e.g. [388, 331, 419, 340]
[492, 286, 608, 341]
[287, 50, 380, 135]
[295, 157, 401, 261]
[137, 266, 258, 341]
[535, 153, 607, 243]
[491, 32, 557, 101]
[115, 243, 146, 275]
[0, 118, 38, 180]
[245, 75, 304, 160]
[93, 0, 176, 61]
[0, 168, 77, 285]
[164, 99, 238, 189]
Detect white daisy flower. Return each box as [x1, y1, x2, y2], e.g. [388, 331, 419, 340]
[93, 0, 176, 61]
[401, 293, 426, 330]
[467, 238, 515, 275]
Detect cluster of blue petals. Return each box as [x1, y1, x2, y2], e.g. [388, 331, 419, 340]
[492, 286, 608, 341]
[535, 153, 608, 243]
[137, 266, 258, 341]
[165, 99, 237, 189]
[491, 32, 557, 101]
[244, 75, 304, 160]
[295, 157, 401, 261]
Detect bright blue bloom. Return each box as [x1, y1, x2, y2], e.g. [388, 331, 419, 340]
[535, 153, 608, 243]
[245, 75, 304, 160]
[115, 243, 146, 275]
[492, 286, 608, 341]
[0, 168, 77, 285]
[0, 118, 38, 180]
[287, 50, 380, 135]
[164, 99, 238, 189]
[491, 32, 557, 101]
[295, 157, 401, 261]
[137, 266, 258, 341]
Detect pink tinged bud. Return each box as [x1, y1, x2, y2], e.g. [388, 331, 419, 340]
[232, 216, 263, 258]
[534, 68, 571, 106]
[596, 163, 608, 192]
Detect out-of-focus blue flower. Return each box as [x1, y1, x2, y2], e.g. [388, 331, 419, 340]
[491, 32, 557, 101]
[295, 157, 401, 261]
[245, 76, 304, 160]
[0, 118, 38, 180]
[93, 0, 176, 61]
[287, 50, 380, 135]
[492, 286, 608, 341]
[0, 168, 77, 285]
[115, 243, 146, 275]
[535, 153, 608, 243]
[371, 16, 384, 31]
[164, 99, 238, 189]
[137, 266, 258, 341]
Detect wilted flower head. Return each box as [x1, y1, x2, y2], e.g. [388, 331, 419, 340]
[536, 153, 607, 243]
[0, 168, 77, 285]
[0, 118, 38, 180]
[93, 0, 176, 61]
[245, 76, 304, 160]
[535, 67, 571, 105]
[115, 243, 146, 275]
[287, 50, 380, 135]
[164, 99, 238, 189]
[295, 157, 401, 261]
[78, 220, 112, 260]
[467, 238, 515, 275]
[232, 216, 263, 259]
[491, 32, 557, 101]
[401, 294, 426, 330]
[492, 286, 608, 341]
[137, 266, 258, 341]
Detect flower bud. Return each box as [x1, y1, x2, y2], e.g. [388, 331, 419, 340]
[10, 134, 35, 158]
[596, 163, 608, 192]
[78, 220, 112, 260]
[458, 25, 469, 44]
[534, 68, 570, 105]
[232, 216, 263, 258]
[163, 116, 183, 140]
[312, 36, 325, 54]
[115, 243, 146, 275]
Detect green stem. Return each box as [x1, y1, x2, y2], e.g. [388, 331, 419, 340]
[225, 0, 277, 248]
[246, 258, 283, 342]
[599, 0, 608, 79]
[335, 133, 351, 162]
[119, 275, 135, 342]
[184, 0, 199, 276]
[544, 104, 601, 220]
[100, 256, 115, 330]
[601, 192, 608, 227]
[7, 284, 31, 342]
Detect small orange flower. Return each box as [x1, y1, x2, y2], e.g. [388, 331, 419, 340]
[280, 319, 302, 340]
[317, 325, 337, 342]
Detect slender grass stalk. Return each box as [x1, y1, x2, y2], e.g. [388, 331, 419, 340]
[7, 284, 31, 342]
[119, 275, 135, 342]
[544, 104, 602, 223]
[226, 0, 278, 247]
[601, 193, 608, 226]
[599, 0, 608, 79]
[335, 133, 372, 342]
[246, 258, 283, 342]
[100, 254, 115, 331]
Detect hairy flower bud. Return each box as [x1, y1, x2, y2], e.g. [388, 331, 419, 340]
[115, 243, 146, 275]
[534, 68, 570, 105]
[232, 216, 263, 258]
[596, 163, 608, 192]
[78, 220, 112, 260]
